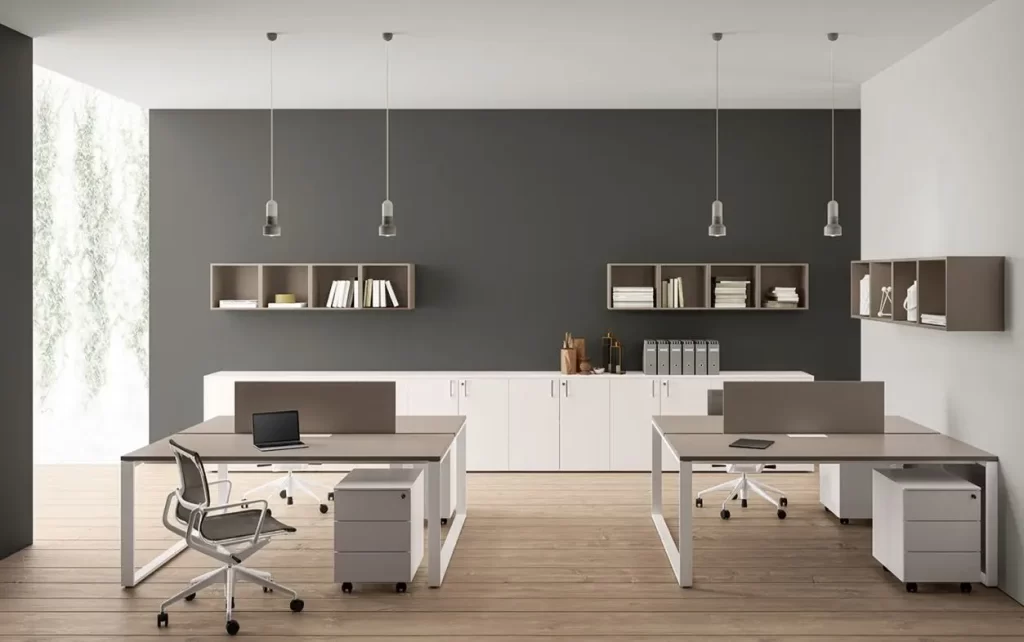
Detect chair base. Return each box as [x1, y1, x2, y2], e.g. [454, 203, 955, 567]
[159, 563, 299, 632]
[696, 473, 788, 519]
[241, 471, 334, 509]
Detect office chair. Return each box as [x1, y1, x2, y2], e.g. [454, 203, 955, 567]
[240, 464, 334, 514]
[159, 439, 304, 636]
[694, 389, 788, 520]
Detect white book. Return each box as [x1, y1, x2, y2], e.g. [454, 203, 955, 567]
[345, 280, 354, 308]
[336, 280, 349, 308]
[364, 279, 373, 308]
[385, 280, 400, 307]
[268, 302, 308, 308]
[676, 277, 684, 307]
[353, 279, 361, 309]
[373, 279, 381, 308]
[326, 281, 339, 307]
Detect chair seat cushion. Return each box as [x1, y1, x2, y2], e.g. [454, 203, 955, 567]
[200, 510, 296, 542]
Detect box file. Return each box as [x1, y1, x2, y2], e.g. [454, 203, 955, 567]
[707, 340, 720, 375]
[643, 340, 658, 375]
[682, 340, 695, 375]
[694, 340, 708, 375]
[657, 340, 671, 375]
[669, 340, 683, 375]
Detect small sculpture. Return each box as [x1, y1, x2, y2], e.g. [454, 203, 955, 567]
[877, 286, 893, 317]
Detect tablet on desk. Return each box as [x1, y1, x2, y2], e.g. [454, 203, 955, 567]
[729, 438, 774, 450]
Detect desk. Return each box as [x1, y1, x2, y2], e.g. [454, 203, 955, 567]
[650, 415, 999, 589]
[120, 416, 467, 589]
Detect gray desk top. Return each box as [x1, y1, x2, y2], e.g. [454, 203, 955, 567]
[652, 415, 936, 435]
[126, 416, 466, 463]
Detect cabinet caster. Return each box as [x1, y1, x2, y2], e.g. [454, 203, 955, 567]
[740, 499, 748, 508]
[960, 583, 972, 594]
[319, 504, 329, 514]
[279, 490, 287, 499]
[440, 517, 448, 526]
[823, 506, 831, 514]
[777, 509, 787, 520]
[780, 497, 788, 507]
[184, 593, 196, 602]
[156, 612, 168, 628]
[286, 497, 294, 505]
[839, 518, 850, 525]
[226, 619, 240, 636]
[695, 497, 703, 508]
[720, 509, 730, 520]
[396, 582, 407, 593]
[341, 582, 353, 594]
[290, 598, 305, 612]
[906, 583, 918, 593]
[328, 492, 334, 501]
[263, 586, 273, 593]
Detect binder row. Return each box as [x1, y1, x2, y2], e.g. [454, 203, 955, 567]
[643, 340, 720, 376]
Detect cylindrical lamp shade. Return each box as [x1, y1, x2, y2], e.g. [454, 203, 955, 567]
[378, 199, 396, 237]
[263, 199, 281, 237]
[708, 200, 726, 237]
[824, 200, 842, 237]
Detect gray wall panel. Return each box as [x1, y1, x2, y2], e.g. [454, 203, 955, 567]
[151, 109, 860, 441]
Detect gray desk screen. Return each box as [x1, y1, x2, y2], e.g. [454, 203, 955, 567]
[722, 381, 884, 434]
[234, 381, 396, 434]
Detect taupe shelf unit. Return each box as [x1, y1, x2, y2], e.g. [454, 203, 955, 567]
[606, 263, 809, 311]
[850, 257, 1004, 331]
[210, 263, 415, 310]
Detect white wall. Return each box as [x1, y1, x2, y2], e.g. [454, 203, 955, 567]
[861, 0, 1024, 602]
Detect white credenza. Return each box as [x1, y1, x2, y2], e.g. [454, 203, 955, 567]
[204, 370, 815, 473]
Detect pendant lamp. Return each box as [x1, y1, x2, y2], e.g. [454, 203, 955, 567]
[263, 32, 281, 237]
[379, 32, 397, 237]
[708, 32, 726, 237]
[824, 32, 842, 237]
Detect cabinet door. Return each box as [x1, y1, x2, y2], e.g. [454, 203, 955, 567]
[508, 378, 560, 471]
[459, 378, 509, 471]
[610, 378, 660, 471]
[660, 378, 714, 415]
[400, 378, 458, 416]
[559, 377, 610, 471]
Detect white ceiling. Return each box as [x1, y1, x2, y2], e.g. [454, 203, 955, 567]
[0, 0, 992, 109]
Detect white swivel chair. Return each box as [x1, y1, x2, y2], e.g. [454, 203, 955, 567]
[159, 439, 305, 636]
[240, 464, 335, 514]
[694, 389, 788, 520]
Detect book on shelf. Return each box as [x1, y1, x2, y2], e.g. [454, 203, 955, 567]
[326, 281, 339, 307]
[385, 280, 400, 307]
[921, 313, 947, 327]
[764, 300, 798, 309]
[612, 285, 654, 308]
[268, 302, 308, 308]
[765, 286, 800, 307]
[364, 278, 374, 307]
[713, 278, 750, 308]
[658, 277, 686, 308]
[218, 299, 258, 309]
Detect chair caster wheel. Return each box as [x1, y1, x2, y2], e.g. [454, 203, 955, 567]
[720, 509, 730, 520]
[731, 494, 738, 501]
[286, 497, 294, 506]
[777, 509, 787, 519]
[396, 582, 407, 593]
[695, 498, 703, 508]
[263, 586, 273, 593]
[319, 504, 329, 514]
[328, 492, 335, 501]
[184, 593, 196, 602]
[839, 518, 850, 525]
[960, 583, 972, 594]
[740, 499, 748, 508]
[279, 490, 287, 499]
[290, 598, 305, 612]
[780, 497, 788, 507]
[440, 518, 448, 526]
[156, 612, 168, 628]
[226, 619, 240, 636]
[342, 582, 353, 594]
[906, 583, 918, 593]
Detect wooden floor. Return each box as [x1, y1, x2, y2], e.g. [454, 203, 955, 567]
[1, 467, 1021, 640]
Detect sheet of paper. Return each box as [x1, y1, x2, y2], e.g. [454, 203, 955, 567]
[787, 433, 828, 438]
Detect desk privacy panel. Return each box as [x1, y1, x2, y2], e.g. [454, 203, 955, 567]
[722, 381, 884, 434]
[234, 381, 396, 434]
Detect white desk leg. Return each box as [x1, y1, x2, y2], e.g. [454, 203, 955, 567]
[456, 426, 467, 515]
[678, 461, 693, 588]
[984, 460, 999, 587]
[651, 423, 663, 515]
[121, 461, 136, 588]
[217, 464, 229, 504]
[427, 460, 442, 587]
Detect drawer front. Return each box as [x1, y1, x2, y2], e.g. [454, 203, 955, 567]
[904, 552, 980, 583]
[904, 489, 980, 521]
[334, 520, 420, 552]
[904, 521, 980, 553]
[333, 551, 422, 584]
[334, 489, 415, 522]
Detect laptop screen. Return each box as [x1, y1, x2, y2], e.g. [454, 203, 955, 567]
[252, 410, 300, 446]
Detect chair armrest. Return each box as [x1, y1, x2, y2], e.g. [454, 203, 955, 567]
[206, 478, 233, 505]
[187, 499, 271, 549]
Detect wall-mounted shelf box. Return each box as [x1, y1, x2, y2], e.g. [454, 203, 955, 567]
[850, 257, 1003, 331]
[607, 263, 808, 311]
[211, 263, 415, 311]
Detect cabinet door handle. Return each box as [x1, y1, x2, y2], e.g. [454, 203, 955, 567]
[651, 380, 656, 397]
[449, 380, 454, 397]
[562, 380, 569, 397]
[461, 380, 468, 397]
[663, 380, 670, 397]
[550, 380, 554, 397]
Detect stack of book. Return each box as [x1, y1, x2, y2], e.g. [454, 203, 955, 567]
[764, 286, 800, 309]
[362, 278, 401, 308]
[713, 278, 749, 309]
[612, 286, 655, 309]
[268, 302, 307, 309]
[660, 278, 685, 308]
[218, 299, 258, 309]
[921, 313, 947, 327]
[325, 279, 359, 308]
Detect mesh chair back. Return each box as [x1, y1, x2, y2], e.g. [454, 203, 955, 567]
[707, 389, 724, 416]
[168, 439, 212, 523]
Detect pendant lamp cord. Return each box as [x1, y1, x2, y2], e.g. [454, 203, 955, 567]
[715, 36, 720, 201]
[385, 36, 391, 202]
[830, 37, 835, 202]
[269, 35, 275, 201]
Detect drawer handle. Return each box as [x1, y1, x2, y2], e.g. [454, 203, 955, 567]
[971, 494, 977, 499]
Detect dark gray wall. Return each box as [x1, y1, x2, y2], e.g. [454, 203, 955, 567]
[0, 23, 33, 558]
[151, 109, 860, 440]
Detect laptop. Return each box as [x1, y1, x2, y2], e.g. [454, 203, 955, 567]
[252, 410, 308, 451]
